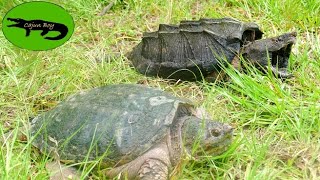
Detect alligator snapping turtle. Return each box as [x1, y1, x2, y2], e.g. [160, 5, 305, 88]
[31, 84, 233, 179]
[128, 18, 296, 81]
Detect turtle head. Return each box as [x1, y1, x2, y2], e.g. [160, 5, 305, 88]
[182, 117, 233, 156]
[242, 32, 297, 78]
[202, 121, 233, 155]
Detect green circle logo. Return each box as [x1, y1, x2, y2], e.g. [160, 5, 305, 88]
[2, 1, 74, 51]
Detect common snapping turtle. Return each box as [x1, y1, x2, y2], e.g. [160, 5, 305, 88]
[128, 18, 296, 81]
[31, 84, 233, 179]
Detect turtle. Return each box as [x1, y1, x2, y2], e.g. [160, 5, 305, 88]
[30, 84, 233, 179]
[127, 17, 296, 81]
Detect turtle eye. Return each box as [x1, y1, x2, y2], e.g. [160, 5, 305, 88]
[210, 129, 221, 137]
[276, 37, 283, 43]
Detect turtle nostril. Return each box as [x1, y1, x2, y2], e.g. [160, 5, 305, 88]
[210, 129, 221, 137]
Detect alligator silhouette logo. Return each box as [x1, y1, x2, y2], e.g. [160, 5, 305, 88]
[2, 1, 74, 50]
[7, 18, 68, 40]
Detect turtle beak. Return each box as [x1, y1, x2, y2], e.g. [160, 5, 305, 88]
[242, 32, 297, 79]
[268, 32, 296, 78]
[269, 66, 293, 79]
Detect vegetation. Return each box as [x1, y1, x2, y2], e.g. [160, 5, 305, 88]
[0, 0, 319, 179]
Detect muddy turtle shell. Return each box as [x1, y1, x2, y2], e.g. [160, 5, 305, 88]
[31, 84, 193, 166]
[128, 18, 263, 81]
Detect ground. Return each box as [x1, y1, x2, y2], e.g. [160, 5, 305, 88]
[0, 0, 319, 179]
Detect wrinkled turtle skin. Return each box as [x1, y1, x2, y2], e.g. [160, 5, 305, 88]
[128, 18, 296, 81]
[31, 84, 233, 179]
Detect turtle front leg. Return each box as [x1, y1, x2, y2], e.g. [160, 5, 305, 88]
[138, 158, 169, 180]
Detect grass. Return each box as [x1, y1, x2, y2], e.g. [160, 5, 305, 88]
[0, 0, 319, 179]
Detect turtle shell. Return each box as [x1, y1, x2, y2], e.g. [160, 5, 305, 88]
[31, 84, 193, 166]
[128, 18, 263, 81]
